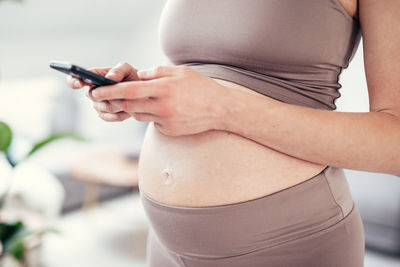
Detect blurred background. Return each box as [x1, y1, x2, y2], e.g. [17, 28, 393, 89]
[0, 0, 399, 266]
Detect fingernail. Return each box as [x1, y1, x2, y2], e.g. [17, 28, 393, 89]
[92, 90, 99, 98]
[137, 69, 151, 78]
[74, 80, 81, 87]
[105, 70, 115, 78]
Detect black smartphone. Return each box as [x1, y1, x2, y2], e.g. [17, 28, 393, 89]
[49, 61, 117, 86]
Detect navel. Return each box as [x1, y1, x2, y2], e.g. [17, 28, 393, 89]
[162, 167, 173, 186]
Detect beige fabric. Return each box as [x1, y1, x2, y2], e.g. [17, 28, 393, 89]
[159, 0, 361, 110]
[141, 166, 364, 266]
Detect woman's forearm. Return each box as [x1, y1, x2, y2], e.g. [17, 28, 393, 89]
[222, 89, 400, 177]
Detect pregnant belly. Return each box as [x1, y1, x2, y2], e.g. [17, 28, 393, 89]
[138, 78, 327, 207]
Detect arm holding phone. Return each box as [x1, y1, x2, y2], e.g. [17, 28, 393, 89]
[65, 60, 234, 133]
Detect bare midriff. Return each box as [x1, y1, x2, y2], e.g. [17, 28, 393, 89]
[138, 78, 327, 207]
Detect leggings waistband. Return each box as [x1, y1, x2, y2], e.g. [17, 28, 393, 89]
[141, 166, 354, 259]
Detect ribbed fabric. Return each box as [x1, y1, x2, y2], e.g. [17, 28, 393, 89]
[159, 0, 362, 110]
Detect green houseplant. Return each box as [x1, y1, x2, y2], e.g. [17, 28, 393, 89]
[0, 121, 83, 265]
[0, 121, 83, 204]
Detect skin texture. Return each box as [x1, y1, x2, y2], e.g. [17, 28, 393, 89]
[341, 0, 359, 19]
[66, 0, 400, 177]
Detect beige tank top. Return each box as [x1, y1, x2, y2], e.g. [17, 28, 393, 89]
[158, 0, 362, 110]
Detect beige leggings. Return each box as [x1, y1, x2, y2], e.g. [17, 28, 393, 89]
[141, 166, 365, 267]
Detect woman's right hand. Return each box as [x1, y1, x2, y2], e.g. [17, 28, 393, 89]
[66, 62, 140, 121]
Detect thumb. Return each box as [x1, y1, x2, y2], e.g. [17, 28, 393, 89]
[105, 62, 138, 82]
[137, 66, 176, 80]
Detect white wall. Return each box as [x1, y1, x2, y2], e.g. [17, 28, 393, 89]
[336, 39, 370, 113]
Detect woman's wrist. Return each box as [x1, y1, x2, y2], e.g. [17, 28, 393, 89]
[216, 84, 250, 134]
[217, 85, 280, 137]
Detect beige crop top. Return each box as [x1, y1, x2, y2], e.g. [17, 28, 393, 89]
[158, 0, 362, 110]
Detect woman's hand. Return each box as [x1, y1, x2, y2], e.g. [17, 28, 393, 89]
[66, 62, 140, 122]
[89, 65, 232, 136]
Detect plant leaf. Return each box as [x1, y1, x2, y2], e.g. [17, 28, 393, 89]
[0, 121, 12, 153]
[0, 221, 23, 245]
[5, 228, 31, 262]
[9, 239, 25, 261]
[1, 221, 59, 263]
[1, 221, 31, 262]
[25, 133, 86, 158]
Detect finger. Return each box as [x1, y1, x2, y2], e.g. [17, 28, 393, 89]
[137, 65, 181, 80]
[93, 101, 122, 114]
[67, 75, 85, 89]
[86, 87, 97, 101]
[109, 98, 161, 115]
[87, 86, 110, 101]
[98, 111, 131, 122]
[132, 112, 160, 123]
[91, 80, 162, 101]
[154, 122, 166, 133]
[105, 62, 138, 82]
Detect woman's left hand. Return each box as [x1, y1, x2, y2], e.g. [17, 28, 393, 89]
[90, 65, 232, 136]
